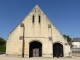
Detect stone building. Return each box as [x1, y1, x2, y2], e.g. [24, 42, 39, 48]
[72, 38, 80, 56]
[72, 38, 80, 52]
[6, 5, 71, 58]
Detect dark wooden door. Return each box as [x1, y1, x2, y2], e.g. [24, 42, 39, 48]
[53, 43, 63, 57]
[33, 48, 39, 57]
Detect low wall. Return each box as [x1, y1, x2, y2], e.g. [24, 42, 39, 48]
[72, 52, 80, 57]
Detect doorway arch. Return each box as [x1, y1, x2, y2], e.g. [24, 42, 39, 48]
[53, 43, 63, 57]
[29, 41, 42, 57]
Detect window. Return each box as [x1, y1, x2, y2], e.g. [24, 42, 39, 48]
[39, 16, 40, 23]
[32, 15, 34, 23]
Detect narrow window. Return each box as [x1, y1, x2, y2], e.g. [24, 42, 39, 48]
[32, 15, 34, 23]
[39, 16, 40, 23]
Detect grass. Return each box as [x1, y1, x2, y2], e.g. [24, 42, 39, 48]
[0, 44, 6, 52]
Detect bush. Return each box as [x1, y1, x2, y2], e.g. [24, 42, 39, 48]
[0, 44, 6, 52]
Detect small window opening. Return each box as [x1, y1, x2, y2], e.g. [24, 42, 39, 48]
[39, 16, 41, 23]
[32, 15, 34, 23]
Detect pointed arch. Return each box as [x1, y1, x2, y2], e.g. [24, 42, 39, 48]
[29, 41, 42, 57]
[53, 42, 64, 57]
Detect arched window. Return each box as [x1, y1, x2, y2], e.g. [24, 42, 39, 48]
[39, 16, 41, 23]
[32, 15, 34, 23]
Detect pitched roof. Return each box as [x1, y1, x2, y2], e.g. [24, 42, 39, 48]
[72, 38, 80, 42]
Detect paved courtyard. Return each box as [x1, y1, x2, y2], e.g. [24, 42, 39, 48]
[0, 54, 80, 60]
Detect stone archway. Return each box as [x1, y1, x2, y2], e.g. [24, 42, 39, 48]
[29, 41, 42, 57]
[53, 43, 63, 57]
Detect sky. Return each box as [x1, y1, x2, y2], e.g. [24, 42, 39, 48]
[0, 0, 80, 40]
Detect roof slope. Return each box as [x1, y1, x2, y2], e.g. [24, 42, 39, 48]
[72, 38, 80, 42]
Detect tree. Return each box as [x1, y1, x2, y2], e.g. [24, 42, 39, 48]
[63, 35, 71, 42]
[63, 35, 73, 48]
[0, 37, 6, 45]
[0, 37, 6, 52]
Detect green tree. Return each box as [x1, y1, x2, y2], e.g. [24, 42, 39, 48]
[0, 37, 6, 52]
[0, 37, 6, 45]
[63, 35, 71, 42]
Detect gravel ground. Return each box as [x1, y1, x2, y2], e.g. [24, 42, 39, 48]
[0, 54, 80, 60]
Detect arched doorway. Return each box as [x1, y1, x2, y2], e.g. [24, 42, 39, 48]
[29, 41, 42, 57]
[53, 43, 63, 57]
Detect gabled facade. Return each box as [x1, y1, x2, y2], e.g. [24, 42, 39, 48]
[6, 5, 71, 58]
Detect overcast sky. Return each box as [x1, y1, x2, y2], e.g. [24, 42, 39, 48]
[0, 0, 80, 40]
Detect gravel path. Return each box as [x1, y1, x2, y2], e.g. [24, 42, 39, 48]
[0, 54, 80, 60]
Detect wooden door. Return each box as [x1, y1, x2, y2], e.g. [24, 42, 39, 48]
[36, 48, 39, 57]
[33, 48, 39, 57]
[33, 49, 36, 57]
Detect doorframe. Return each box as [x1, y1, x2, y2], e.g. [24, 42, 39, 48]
[29, 40, 42, 57]
[53, 42, 64, 57]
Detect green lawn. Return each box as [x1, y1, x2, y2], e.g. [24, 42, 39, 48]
[0, 44, 6, 52]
